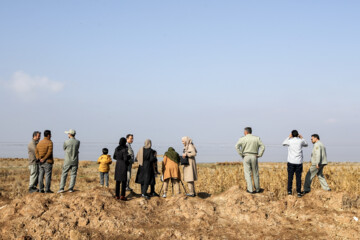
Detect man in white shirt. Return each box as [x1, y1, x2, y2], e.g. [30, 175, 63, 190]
[282, 130, 308, 197]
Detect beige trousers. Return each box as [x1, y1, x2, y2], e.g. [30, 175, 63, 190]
[243, 155, 260, 192]
[164, 178, 180, 194]
[187, 181, 195, 195]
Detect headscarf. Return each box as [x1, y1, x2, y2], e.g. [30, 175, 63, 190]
[181, 136, 197, 153]
[116, 137, 127, 151]
[164, 147, 180, 164]
[136, 139, 152, 166]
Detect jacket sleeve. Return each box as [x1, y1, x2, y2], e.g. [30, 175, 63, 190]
[235, 138, 243, 157]
[258, 138, 265, 157]
[63, 141, 67, 151]
[108, 156, 112, 165]
[35, 145, 39, 159]
[185, 144, 197, 158]
[282, 137, 290, 146]
[301, 139, 308, 147]
[43, 141, 53, 160]
[97, 156, 101, 164]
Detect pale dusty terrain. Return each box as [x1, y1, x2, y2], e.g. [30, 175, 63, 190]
[0, 158, 359, 239]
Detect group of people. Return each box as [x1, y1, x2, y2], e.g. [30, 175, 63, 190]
[27, 129, 80, 194]
[27, 130, 198, 201]
[27, 127, 330, 200]
[235, 127, 331, 197]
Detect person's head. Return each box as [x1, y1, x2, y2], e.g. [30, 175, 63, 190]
[181, 136, 191, 147]
[65, 129, 76, 138]
[168, 147, 175, 152]
[311, 134, 320, 144]
[244, 127, 252, 135]
[44, 130, 51, 139]
[144, 139, 152, 149]
[119, 137, 127, 147]
[102, 148, 109, 155]
[291, 130, 299, 138]
[126, 134, 134, 144]
[32, 131, 41, 141]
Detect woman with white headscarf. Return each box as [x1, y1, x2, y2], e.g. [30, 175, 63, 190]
[135, 139, 157, 200]
[181, 136, 198, 197]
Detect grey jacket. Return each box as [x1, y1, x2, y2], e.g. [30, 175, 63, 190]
[311, 141, 328, 166]
[235, 134, 265, 158]
[28, 139, 39, 165]
[127, 142, 134, 164]
[63, 138, 80, 166]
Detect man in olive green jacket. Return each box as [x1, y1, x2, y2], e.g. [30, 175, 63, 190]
[58, 129, 80, 193]
[235, 127, 265, 193]
[303, 134, 331, 193]
[28, 131, 41, 193]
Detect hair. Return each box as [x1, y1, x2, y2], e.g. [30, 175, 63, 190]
[102, 148, 108, 155]
[44, 130, 51, 137]
[69, 133, 76, 137]
[291, 130, 299, 138]
[32, 131, 41, 138]
[311, 134, 320, 140]
[126, 134, 133, 139]
[244, 127, 252, 134]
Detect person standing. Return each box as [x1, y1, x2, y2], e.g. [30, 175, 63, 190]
[36, 130, 54, 193]
[58, 129, 80, 193]
[126, 134, 134, 191]
[182, 136, 198, 197]
[161, 147, 181, 198]
[303, 134, 331, 194]
[97, 148, 112, 187]
[282, 130, 308, 197]
[28, 131, 41, 193]
[235, 127, 265, 194]
[135, 139, 157, 200]
[113, 138, 130, 201]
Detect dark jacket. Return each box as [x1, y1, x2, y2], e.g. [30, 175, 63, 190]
[113, 146, 130, 182]
[135, 148, 157, 185]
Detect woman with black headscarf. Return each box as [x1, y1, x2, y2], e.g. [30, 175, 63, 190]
[135, 139, 157, 200]
[113, 137, 131, 201]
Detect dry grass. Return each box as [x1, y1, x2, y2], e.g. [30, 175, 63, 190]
[1, 158, 359, 202]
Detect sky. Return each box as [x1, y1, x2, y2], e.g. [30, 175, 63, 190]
[0, 1, 359, 160]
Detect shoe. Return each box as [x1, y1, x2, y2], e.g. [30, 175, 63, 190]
[39, 190, 45, 193]
[186, 193, 196, 197]
[327, 189, 331, 191]
[57, 189, 65, 193]
[255, 190, 261, 194]
[126, 187, 133, 191]
[150, 192, 160, 197]
[302, 191, 310, 195]
[115, 196, 120, 200]
[246, 190, 254, 194]
[45, 190, 54, 193]
[288, 191, 292, 195]
[142, 194, 150, 200]
[29, 188, 38, 193]
[100, 185, 104, 187]
[297, 193, 302, 198]
[68, 189, 74, 193]
[120, 196, 127, 201]
[162, 193, 167, 198]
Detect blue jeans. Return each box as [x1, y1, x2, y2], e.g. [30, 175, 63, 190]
[100, 172, 109, 187]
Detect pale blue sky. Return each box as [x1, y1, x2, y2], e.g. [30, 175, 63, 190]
[0, 1, 359, 160]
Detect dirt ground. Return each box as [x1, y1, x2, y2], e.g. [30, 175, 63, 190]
[0, 159, 359, 239]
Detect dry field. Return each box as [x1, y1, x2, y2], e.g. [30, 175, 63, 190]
[0, 158, 360, 239]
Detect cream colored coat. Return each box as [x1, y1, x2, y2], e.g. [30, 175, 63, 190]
[183, 144, 198, 182]
[162, 156, 181, 180]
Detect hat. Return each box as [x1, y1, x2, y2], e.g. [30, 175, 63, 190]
[65, 129, 76, 135]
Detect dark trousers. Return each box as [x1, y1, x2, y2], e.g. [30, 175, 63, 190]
[115, 181, 126, 197]
[287, 163, 303, 193]
[38, 162, 53, 192]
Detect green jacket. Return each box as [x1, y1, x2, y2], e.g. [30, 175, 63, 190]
[235, 134, 265, 158]
[311, 141, 328, 166]
[63, 138, 80, 165]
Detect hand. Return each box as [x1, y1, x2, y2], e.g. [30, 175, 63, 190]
[182, 154, 186, 158]
[289, 134, 292, 138]
[299, 134, 303, 139]
[40, 159, 45, 163]
[316, 164, 319, 169]
[257, 155, 261, 158]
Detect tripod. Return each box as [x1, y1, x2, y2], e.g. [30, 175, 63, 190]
[159, 177, 188, 195]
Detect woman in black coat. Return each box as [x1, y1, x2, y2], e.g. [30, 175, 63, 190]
[135, 139, 157, 199]
[113, 137, 130, 201]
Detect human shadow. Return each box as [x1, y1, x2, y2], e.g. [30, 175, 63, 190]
[197, 192, 211, 199]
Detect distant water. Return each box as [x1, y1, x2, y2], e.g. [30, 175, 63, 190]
[0, 141, 358, 163]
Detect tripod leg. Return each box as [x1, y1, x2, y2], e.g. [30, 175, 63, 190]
[159, 182, 164, 195]
[180, 180, 188, 194]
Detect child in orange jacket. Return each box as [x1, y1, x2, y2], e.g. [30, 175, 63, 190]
[97, 148, 112, 187]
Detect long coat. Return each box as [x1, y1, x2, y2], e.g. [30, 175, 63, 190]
[162, 156, 181, 180]
[183, 144, 198, 182]
[113, 147, 130, 182]
[135, 148, 156, 186]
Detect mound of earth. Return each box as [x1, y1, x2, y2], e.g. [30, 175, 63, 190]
[0, 186, 359, 239]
